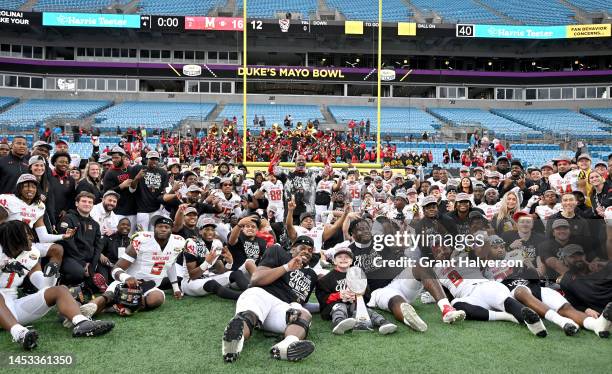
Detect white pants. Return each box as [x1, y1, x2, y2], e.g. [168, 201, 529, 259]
[367, 267, 422, 310]
[1, 289, 51, 325]
[269, 205, 284, 223]
[235, 287, 307, 334]
[451, 281, 511, 311]
[115, 214, 137, 235]
[136, 208, 164, 232]
[181, 272, 232, 297]
[540, 287, 568, 312]
[33, 243, 53, 257]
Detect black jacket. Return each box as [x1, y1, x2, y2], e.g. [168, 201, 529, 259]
[58, 210, 103, 269]
[0, 153, 29, 194]
[76, 179, 103, 204]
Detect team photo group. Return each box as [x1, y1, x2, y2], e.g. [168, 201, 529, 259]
[0, 132, 610, 363]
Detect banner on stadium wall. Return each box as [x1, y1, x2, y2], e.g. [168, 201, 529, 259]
[458, 23, 612, 39]
[42, 12, 140, 28]
[0, 9, 41, 27]
[566, 24, 611, 38]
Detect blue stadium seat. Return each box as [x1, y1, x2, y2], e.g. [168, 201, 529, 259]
[34, 0, 130, 12]
[326, 0, 413, 21]
[0, 97, 18, 112]
[217, 104, 324, 129]
[409, 0, 502, 23]
[492, 109, 612, 140]
[238, 0, 318, 19]
[569, 0, 612, 13]
[581, 108, 612, 126]
[94, 101, 216, 131]
[428, 108, 542, 140]
[0, 99, 112, 131]
[485, 0, 576, 25]
[0, 1, 26, 10]
[139, 0, 227, 16]
[328, 106, 440, 137]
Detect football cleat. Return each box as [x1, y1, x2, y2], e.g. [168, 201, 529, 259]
[63, 303, 98, 328]
[420, 292, 435, 304]
[332, 317, 357, 335]
[563, 322, 579, 337]
[601, 302, 612, 337]
[442, 305, 466, 324]
[270, 338, 315, 361]
[521, 307, 547, 338]
[72, 320, 114, 338]
[378, 322, 398, 335]
[352, 321, 373, 332]
[43, 262, 60, 278]
[14, 328, 38, 351]
[400, 303, 427, 332]
[222, 317, 245, 363]
[92, 273, 108, 293]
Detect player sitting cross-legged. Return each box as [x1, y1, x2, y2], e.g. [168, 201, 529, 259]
[0, 221, 114, 350]
[80, 215, 185, 316]
[222, 236, 318, 363]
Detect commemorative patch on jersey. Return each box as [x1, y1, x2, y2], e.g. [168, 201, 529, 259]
[29, 252, 39, 261]
[60, 222, 69, 228]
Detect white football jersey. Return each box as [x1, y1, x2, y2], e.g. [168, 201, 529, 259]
[0, 194, 45, 228]
[548, 172, 576, 195]
[295, 223, 325, 252]
[212, 190, 242, 221]
[128, 232, 185, 286]
[260, 180, 284, 207]
[477, 202, 501, 221]
[316, 179, 334, 194]
[237, 179, 254, 196]
[483, 250, 525, 282]
[432, 253, 488, 299]
[343, 181, 363, 208]
[0, 246, 40, 298]
[367, 185, 391, 203]
[183, 238, 223, 278]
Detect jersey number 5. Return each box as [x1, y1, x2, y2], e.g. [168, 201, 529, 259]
[150, 261, 165, 275]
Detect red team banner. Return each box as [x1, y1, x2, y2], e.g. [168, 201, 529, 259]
[184, 16, 243, 31]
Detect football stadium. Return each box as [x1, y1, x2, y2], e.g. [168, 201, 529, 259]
[0, 0, 611, 373]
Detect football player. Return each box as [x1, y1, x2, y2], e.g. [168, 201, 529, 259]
[222, 236, 318, 363]
[81, 216, 184, 315]
[0, 221, 114, 350]
[181, 218, 249, 299]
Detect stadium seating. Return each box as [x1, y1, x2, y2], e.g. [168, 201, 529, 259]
[0, 99, 112, 131]
[138, 0, 226, 16]
[491, 109, 612, 140]
[238, 0, 318, 19]
[581, 108, 612, 126]
[0, 97, 18, 112]
[94, 101, 216, 131]
[1, 1, 26, 10]
[485, 0, 576, 25]
[217, 104, 324, 129]
[570, 0, 612, 13]
[329, 106, 441, 137]
[409, 0, 502, 23]
[428, 108, 542, 139]
[326, 0, 412, 22]
[33, 0, 129, 12]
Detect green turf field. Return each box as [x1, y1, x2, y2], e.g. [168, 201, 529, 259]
[0, 294, 609, 374]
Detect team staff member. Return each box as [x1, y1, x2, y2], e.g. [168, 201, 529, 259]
[0, 136, 29, 194]
[103, 146, 137, 233]
[48, 152, 77, 223]
[58, 192, 105, 292]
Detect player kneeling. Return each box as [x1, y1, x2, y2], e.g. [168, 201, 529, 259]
[222, 236, 318, 363]
[0, 221, 114, 350]
[181, 219, 249, 299]
[81, 216, 184, 315]
[316, 247, 397, 335]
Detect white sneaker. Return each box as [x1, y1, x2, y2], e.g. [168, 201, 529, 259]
[332, 318, 357, 335]
[400, 303, 427, 332]
[420, 292, 435, 304]
[378, 322, 398, 335]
